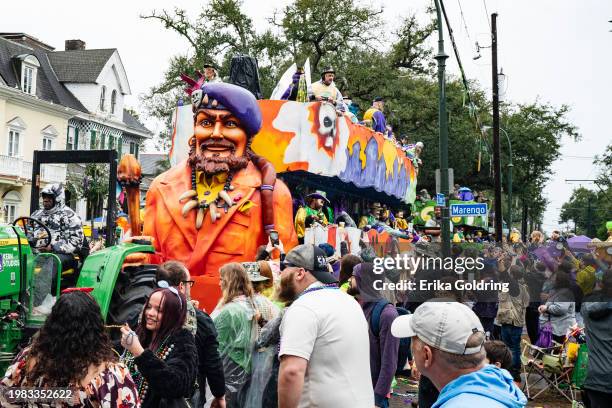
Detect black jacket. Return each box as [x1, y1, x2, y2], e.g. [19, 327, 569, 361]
[134, 328, 198, 408]
[195, 309, 226, 401]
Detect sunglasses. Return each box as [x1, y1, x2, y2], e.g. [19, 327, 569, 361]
[182, 280, 195, 288]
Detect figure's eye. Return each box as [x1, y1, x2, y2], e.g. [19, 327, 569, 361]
[225, 120, 237, 128]
[199, 119, 213, 127]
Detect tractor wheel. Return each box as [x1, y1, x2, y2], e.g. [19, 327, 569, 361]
[107, 264, 158, 329]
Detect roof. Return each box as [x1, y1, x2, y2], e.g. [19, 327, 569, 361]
[123, 109, 153, 136]
[47, 49, 116, 83]
[139, 153, 168, 176]
[0, 37, 87, 112]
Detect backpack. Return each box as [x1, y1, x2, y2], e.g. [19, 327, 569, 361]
[370, 299, 412, 375]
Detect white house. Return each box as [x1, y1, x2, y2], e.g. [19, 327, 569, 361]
[0, 34, 152, 222]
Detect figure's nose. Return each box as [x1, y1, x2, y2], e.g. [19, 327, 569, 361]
[211, 121, 223, 140]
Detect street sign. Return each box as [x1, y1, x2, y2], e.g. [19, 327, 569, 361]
[450, 203, 488, 217]
[436, 193, 445, 206]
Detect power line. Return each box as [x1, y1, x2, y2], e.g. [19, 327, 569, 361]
[482, 0, 492, 31]
[457, 0, 473, 43]
[439, 1, 486, 148]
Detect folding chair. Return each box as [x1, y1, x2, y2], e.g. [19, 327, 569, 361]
[520, 339, 581, 403]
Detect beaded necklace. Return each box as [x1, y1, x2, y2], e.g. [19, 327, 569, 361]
[179, 166, 237, 229]
[298, 283, 339, 298]
[123, 336, 174, 401]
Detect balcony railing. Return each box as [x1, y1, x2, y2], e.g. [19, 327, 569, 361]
[0, 154, 66, 184]
[0, 154, 30, 179]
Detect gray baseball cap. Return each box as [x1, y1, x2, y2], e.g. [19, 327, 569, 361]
[283, 244, 338, 284]
[391, 302, 484, 355]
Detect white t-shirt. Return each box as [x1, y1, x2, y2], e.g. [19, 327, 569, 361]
[279, 282, 374, 407]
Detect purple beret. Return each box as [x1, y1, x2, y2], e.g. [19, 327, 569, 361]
[190, 82, 262, 138]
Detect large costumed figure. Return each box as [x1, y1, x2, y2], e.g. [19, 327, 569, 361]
[144, 81, 297, 312]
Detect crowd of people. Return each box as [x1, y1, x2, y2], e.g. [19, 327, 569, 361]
[2, 215, 610, 407]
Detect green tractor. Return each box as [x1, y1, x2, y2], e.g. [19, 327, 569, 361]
[0, 150, 158, 374]
[0, 219, 157, 374]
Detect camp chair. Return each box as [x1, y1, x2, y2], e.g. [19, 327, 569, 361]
[520, 339, 581, 403]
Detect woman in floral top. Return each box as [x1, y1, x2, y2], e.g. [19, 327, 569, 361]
[0, 290, 139, 407]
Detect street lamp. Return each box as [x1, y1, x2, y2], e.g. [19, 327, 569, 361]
[482, 126, 513, 236]
[433, 0, 451, 257]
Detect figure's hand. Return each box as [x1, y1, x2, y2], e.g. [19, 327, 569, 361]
[39, 245, 52, 253]
[191, 299, 200, 310]
[315, 96, 323, 101]
[538, 305, 547, 314]
[210, 396, 226, 408]
[122, 236, 155, 265]
[120, 324, 144, 357]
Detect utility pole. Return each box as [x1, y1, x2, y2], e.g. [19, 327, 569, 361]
[433, 0, 450, 257]
[491, 13, 503, 242]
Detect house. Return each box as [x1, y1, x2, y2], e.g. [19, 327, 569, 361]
[0, 33, 153, 222]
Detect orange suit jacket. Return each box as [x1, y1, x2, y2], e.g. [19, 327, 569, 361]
[144, 159, 297, 313]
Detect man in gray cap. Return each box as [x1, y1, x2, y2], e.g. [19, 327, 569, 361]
[391, 302, 527, 408]
[277, 244, 374, 408]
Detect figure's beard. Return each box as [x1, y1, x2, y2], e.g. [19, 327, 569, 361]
[277, 271, 298, 303]
[188, 139, 250, 175]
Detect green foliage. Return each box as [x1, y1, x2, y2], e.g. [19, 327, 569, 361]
[67, 164, 110, 222]
[559, 187, 611, 239]
[501, 102, 579, 225]
[271, 0, 383, 72]
[560, 143, 612, 239]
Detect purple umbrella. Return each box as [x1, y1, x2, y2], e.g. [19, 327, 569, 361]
[567, 235, 592, 253]
[533, 246, 558, 271]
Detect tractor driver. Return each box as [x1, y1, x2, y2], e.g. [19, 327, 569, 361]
[30, 183, 84, 272]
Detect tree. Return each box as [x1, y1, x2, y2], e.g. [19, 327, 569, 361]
[272, 0, 384, 72]
[67, 164, 110, 230]
[560, 143, 612, 239]
[501, 102, 579, 228]
[141, 0, 288, 148]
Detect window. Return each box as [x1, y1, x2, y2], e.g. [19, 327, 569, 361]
[19, 55, 39, 95]
[129, 141, 139, 158]
[4, 204, 16, 223]
[8, 130, 20, 157]
[100, 86, 106, 111]
[109, 135, 115, 150]
[42, 137, 52, 150]
[22, 66, 34, 94]
[111, 90, 117, 114]
[3, 191, 22, 224]
[100, 134, 106, 149]
[67, 126, 75, 150]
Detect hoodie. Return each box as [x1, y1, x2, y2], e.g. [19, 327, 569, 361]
[432, 365, 527, 408]
[31, 183, 84, 254]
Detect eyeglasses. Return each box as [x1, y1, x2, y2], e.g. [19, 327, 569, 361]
[157, 280, 183, 309]
[182, 280, 195, 288]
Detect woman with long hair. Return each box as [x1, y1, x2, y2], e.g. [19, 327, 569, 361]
[120, 287, 197, 408]
[1, 290, 138, 407]
[212, 263, 260, 407]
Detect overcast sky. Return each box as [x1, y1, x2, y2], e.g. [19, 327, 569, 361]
[2, 0, 610, 233]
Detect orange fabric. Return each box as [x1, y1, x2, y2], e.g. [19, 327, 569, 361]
[144, 159, 297, 313]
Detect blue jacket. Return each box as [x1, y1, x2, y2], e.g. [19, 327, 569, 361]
[432, 365, 527, 408]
